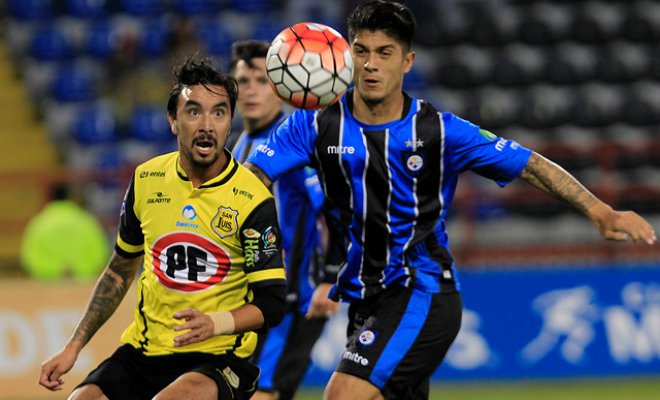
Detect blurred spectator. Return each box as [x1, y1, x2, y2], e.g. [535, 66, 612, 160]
[20, 184, 109, 281]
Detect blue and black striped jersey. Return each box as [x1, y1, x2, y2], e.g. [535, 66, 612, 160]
[233, 113, 325, 313]
[247, 91, 532, 302]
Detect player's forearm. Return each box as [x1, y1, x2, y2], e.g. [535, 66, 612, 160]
[244, 162, 273, 187]
[69, 252, 138, 350]
[519, 152, 601, 216]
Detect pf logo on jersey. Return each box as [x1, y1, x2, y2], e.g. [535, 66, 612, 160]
[151, 232, 231, 292]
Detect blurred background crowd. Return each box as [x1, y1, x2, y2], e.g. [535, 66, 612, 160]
[0, 0, 659, 280]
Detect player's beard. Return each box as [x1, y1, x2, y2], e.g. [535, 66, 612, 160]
[179, 136, 220, 168]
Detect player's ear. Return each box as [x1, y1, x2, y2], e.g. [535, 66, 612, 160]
[167, 115, 177, 135]
[403, 50, 415, 74]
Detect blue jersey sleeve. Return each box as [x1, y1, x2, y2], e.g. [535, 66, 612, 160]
[443, 113, 532, 187]
[303, 166, 324, 212]
[245, 109, 318, 182]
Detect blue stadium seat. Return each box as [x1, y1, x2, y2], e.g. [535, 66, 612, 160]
[229, 0, 272, 14]
[173, 0, 219, 16]
[28, 24, 75, 62]
[86, 21, 122, 59]
[139, 20, 172, 59]
[50, 63, 97, 103]
[129, 105, 171, 142]
[72, 104, 118, 145]
[196, 21, 234, 59]
[119, 0, 166, 17]
[8, 0, 54, 21]
[250, 17, 283, 42]
[64, 0, 109, 19]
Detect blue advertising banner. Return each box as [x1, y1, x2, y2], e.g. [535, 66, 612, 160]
[302, 264, 660, 385]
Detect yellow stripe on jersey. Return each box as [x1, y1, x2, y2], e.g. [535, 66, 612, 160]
[115, 233, 143, 254]
[247, 268, 286, 284]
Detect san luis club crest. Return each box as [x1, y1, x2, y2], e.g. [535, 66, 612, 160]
[211, 206, 238, 238]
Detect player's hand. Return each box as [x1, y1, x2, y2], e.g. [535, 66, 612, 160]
[590, 204, 657, 244]
[173, 308, 214, 347]
[39, 347, 78, 391]
[306, 283, 339, 319]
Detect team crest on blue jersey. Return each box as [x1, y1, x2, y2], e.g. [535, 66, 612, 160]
[402, 151, 426, 176]
[358, 329, 377, 346]
[211, 206, 238, 238]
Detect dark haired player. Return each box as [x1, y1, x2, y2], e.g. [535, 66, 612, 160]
[244, 1, 657, 399]
[230, 40, 340, 400]
[39, 58, 287, 400]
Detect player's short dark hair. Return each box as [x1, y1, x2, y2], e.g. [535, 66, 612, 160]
[229, 40, 271, 73]
[167, 58, 239, 118]
[347, 0, 416, 50]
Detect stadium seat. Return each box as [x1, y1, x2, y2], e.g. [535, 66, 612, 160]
[196, 20, 235, 59]
[621, 83, 660, 126]
[490, 45, 543, 87]
[49, 62, 97, 103]
[229, 0, 272, 14]
[27, 24, 75, 62]
[517, 3, 571, 45]
[517, 86, 573, 129]
[72, 104, 118, 145]
[64, 0, 109, 19]
[129, 105, 171, 142]
[119, 0, 166, 17]
[8, 0, 54, 21]
[86, 20, 123, 59]
[138, 20, 172, 59]
[572, 84, 624, 127]
[433, 46, 492, 88]
[173, 0, 219, 16]
[541, 44, 597, 85]
[570, 2, 623, 43]
[596, 42, 650, 83]
[621, 1, 660, 42]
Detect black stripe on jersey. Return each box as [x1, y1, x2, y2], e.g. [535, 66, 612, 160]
[241, 198, 285, 277]
[137, 275, 149, 351]
[119, 175, 144, 248]
[407, 102, 446, 249]
[200, 155, 239, 188]
[313, 103, 353, 229]
[362, 128, 390, 296]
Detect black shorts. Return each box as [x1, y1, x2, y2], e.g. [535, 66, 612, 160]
[336, 285, 462, 400]
[251, 311, 326, 400]
[77, 344, 260, 400]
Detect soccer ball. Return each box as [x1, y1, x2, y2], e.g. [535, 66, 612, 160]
[266, 22, 354, 110]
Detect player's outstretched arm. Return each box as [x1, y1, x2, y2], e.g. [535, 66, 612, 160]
[39, 252, 140, 391]
[244, 162, 273, 187]
[173, 285, 286, 347]
[519, 152, 657, 245]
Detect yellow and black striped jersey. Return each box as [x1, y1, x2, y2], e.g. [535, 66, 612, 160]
[115, 150, 285, 357]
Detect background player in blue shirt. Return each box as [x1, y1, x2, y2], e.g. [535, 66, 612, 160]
[245, 1, 658, 399]
[230, 40, 341, 400]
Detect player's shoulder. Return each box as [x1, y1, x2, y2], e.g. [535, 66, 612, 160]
[232, 162, 274, 203]
[134, 151, 177, 175]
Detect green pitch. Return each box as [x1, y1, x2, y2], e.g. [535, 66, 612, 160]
[294, 377, 660, 400]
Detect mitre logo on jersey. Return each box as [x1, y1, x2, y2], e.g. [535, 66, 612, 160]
[211, 206, 238, 238]
[151, 232, 231, 292]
